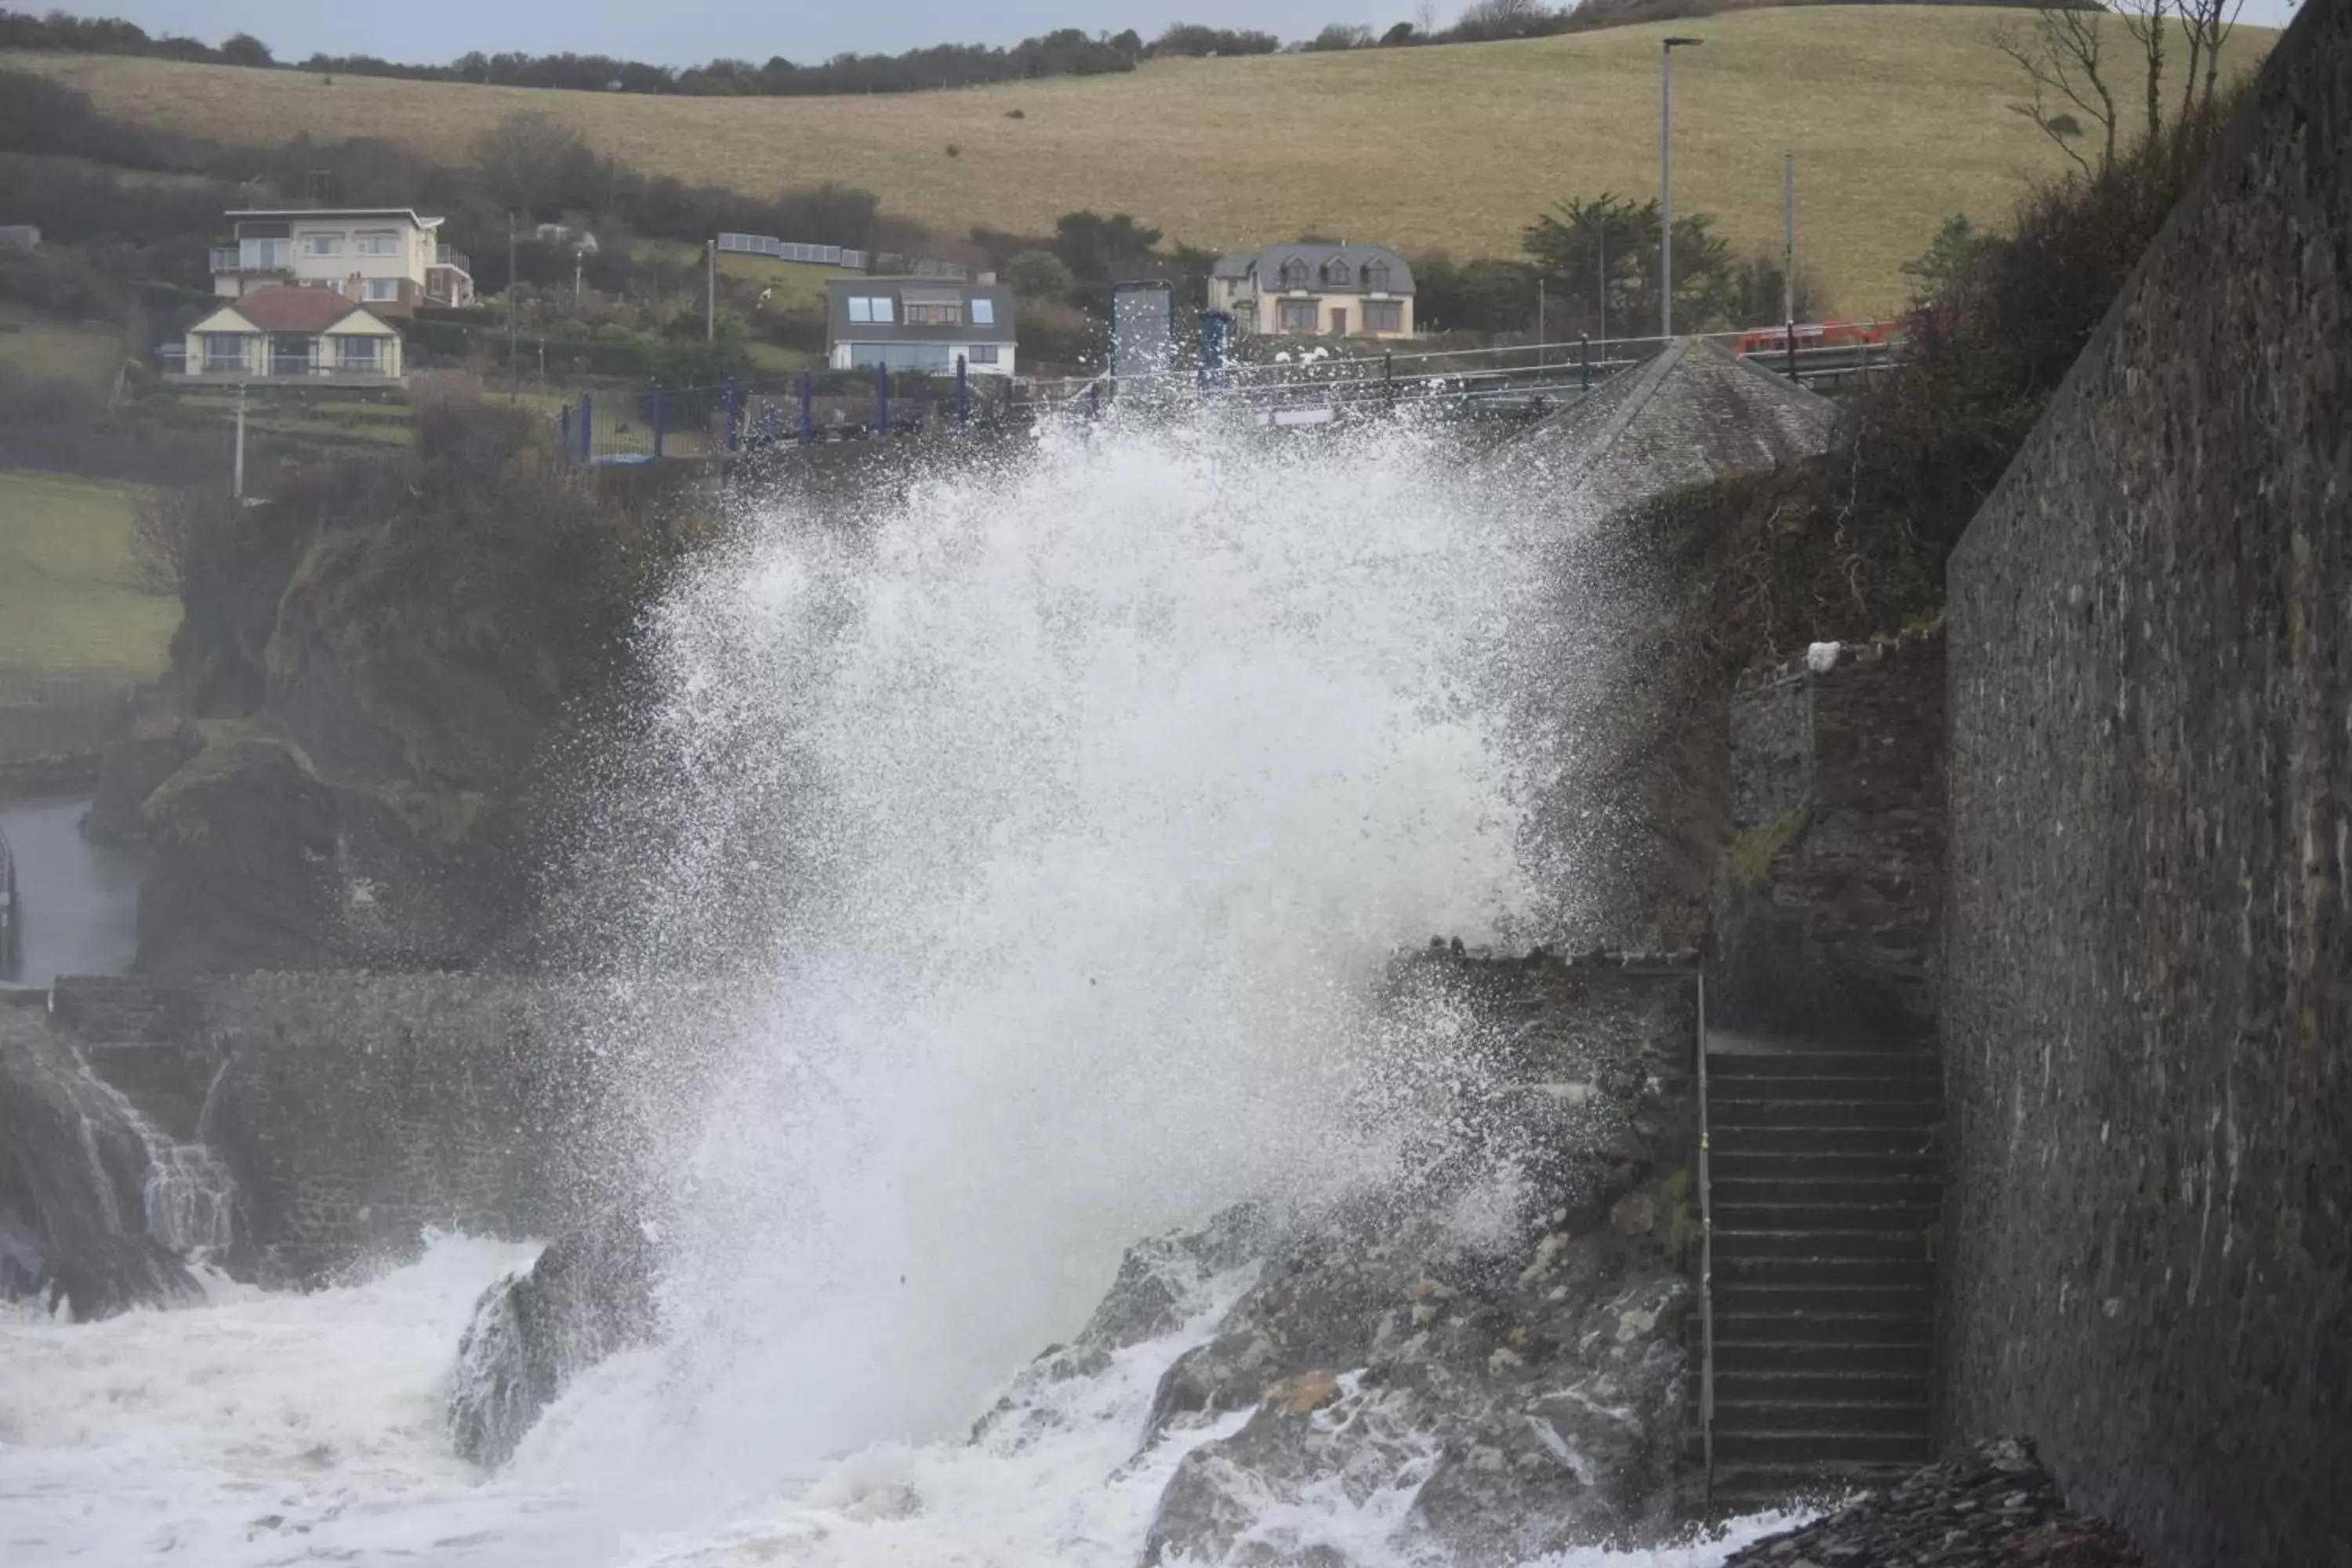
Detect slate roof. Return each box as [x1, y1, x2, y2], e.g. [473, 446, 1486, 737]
[1519, 337, 1837, 518]
[825, 278, 1017, 345]
[1212, 244, 1416, 295]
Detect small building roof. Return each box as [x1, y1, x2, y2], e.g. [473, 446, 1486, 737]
[1213, 244, 1416, 294]
[825, 277, 1017, 345]
[227, 208, 444, 229]
[201, 286, 394, 335]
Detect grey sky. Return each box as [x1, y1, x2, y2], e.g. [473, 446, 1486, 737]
[74, 0, 2305, 68]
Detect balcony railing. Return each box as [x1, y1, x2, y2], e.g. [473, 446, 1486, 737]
[435, 246, 470, 274]
[209, 245, 238, 273]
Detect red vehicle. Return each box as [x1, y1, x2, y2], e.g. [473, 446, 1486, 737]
[1734, 318, 1900, 357]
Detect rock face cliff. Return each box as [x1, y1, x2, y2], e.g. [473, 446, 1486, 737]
[91, 411, 706, 974]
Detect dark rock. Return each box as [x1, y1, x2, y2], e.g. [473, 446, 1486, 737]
[35, 1232, 201, 1320]
[1722, 1439, 2145, 1568]
[446, 1207, 658, 1468]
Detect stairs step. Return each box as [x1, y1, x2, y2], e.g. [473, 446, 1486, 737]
[1712, 1201, 1938, 1232]
[1709, 1074, 1942, 1103]
[1710, 1099, 1942, 1130]
[1710, 1151, 1939, 1181]
[1709, 1460, 1923, 1508]
[1713, 1176, 1940, 1207]
[1708, 1051, 1940, 1081]
[1712, 1340, 1931, 1375]
[1713, 1400, 1931, 1436]
[1713, 1370, 1929, 1405]
[1712, 1125, 1936, 1156]
[1712, 1313, 1931, 1346]
[1712, 1255, 1934, 1289]
[1715, 1282, 1931, 1316]
[1711, 1229, 1931, 1262]
[1715, 1430, 1934, 1465]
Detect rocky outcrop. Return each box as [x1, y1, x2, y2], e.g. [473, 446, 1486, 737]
[0, 1005, 205, 1318]
[447, 1207, 659, 1468]
[1721, 1439, 2145, 1568]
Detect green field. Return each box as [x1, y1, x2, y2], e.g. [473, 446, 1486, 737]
[5, 7, 2278, 314]
[0, 469, 178, 680]
[0, 303, 122, 394]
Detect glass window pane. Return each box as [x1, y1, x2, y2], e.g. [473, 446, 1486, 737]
[848, 297, 871, 323]
[971, 299, 994, 325]
[871, 298, 894, 323]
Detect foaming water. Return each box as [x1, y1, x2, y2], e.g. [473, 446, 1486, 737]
[2, 415, 1804, 1565]
[587, 415, 1556, 1488]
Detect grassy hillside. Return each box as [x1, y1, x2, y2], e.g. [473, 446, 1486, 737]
[0, 469, 176, 680]
[0, 303, 121, 394]
[5, 7, 2274, 314]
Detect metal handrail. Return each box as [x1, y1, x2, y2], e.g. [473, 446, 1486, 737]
[1696, 967, 1716, 1506]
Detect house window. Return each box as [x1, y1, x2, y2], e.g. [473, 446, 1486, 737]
[355, 230, 401, 256]
[904, 302, 962, 325]
[365, 278, 400, 302]
[340, 336, 381, 369]
[1321, 256, 1353, 289]
[1276, 299, 1319, 332]
[239, 238, 291, 271]
[966, 344, 1000, 365]
[1363, 261, 1391, 293]
[201, 332, 245, 372]
[1363, 299, 1403, 332]
[969, 298, 995, 325]
[846, 296, 895, 324]
[846, 342, 951, 372]
[1277, 259, 1309, 290]
[300, 232, 346, 258]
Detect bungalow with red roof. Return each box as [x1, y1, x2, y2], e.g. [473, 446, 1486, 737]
[172, 285, 405, 383]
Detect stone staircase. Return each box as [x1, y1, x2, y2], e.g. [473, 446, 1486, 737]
[1704, 1042, 1942, 1508]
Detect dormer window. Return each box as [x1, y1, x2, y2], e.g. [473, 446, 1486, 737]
[1363, 261, 1390, 293]
[1277, 258, 1309, 291]
[1321, 256, 1353, 289]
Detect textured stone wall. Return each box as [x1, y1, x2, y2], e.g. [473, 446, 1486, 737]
[1939, 4, 2352, 1563]
[51, 974, 630, 1282]
[1707, 633, 1947, 1047]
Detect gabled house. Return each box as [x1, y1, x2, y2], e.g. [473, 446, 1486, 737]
[209, 207, 473, 314]
[1207, 244, 1417, 339]
[175, 285, 404, 383]
[826, 277, 1016, 376]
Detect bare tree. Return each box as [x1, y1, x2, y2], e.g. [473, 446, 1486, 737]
[470, 111, 596, 223]
[1416, 1, 1443, 34]
[2178, 0, 2245, 120]
[129, 485, 242, 599]
[1988, 9, 2120, 174]
[2112, 0, 2170, 151]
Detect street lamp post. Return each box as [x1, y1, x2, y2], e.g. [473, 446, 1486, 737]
[1660, 35, 1704, 340]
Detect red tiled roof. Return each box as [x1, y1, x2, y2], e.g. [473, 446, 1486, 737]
[223, 285, 380, 334]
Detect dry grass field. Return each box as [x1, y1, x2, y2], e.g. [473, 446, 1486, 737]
[0, 470, 176, 681]
[8, 6, 2274, 314]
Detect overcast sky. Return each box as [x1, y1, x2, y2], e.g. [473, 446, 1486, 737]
[62, 0, 2309, 68]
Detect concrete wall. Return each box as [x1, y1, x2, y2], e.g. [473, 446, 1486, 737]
[1939, 4, 2352, 1562]
[1708, 633, 1947, 1047]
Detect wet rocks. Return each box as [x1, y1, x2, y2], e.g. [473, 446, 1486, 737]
[1721, 1439, 2147, 1568]
[446, 1207, 658, 1468]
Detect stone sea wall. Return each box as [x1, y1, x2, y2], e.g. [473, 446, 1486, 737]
[1939, 3, 2352, 1562]
[48, 974, 642, 1282]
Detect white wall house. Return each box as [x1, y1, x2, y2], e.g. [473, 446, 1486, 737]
[824, 278, 1016, 377]
[176, 286, 403, 383]
[210, 208, 472, 315]
[1207, 244, 1417, 340]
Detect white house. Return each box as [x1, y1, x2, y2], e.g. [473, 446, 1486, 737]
[1207, 244, 1417, 339]
[210, 208, 473, 315]
[176, 286, 404, 383]
[825, 277, 1016, 377]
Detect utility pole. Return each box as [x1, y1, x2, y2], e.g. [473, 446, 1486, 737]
[233, 382, 246, 500]
[1597, 223, 1607, 350]
[1660, 36, 1704, 340]
[506, 211, 519, 405]
[1536, 274, 1545, 365]
[1783, 151, 1798, 378]
[706, 239, 716, 343]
